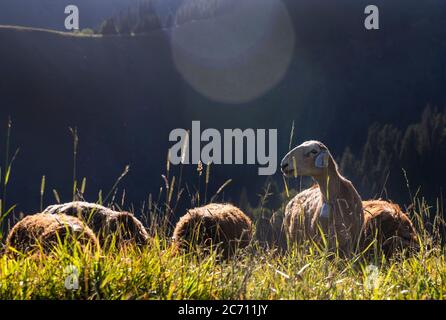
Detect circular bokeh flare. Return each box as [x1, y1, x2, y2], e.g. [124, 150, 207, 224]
[171, 0, 295, 104]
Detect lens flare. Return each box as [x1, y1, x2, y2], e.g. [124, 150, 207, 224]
[171, 0, 295, 104]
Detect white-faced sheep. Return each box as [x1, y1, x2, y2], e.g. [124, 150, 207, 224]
[172, 203, 253, 257]
[280, 140, 364, 256]
[361, 200, 418, 256]
[43, 202, 149, 247]
[6, 213, 99, 254]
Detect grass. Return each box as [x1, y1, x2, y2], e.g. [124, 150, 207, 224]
[0, 227, 445, 300]
[0, 178, 444, 300]
[0, 122, 445, 300]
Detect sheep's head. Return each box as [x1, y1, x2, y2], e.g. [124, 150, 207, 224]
[363, 201, 419, 255]
[377, 210, 419, 253]
[281, 140, 330, 177]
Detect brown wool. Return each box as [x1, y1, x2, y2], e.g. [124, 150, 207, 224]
[173, 203, 253, 257]
[43, 202, 149, 247]
[361, 200, 418, 256]
[6, 213, 99, 254]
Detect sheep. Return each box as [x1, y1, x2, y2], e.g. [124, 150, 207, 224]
[255, 211, 287, 252]
[6, 213, 99, 255]
[43, 201, 149, 247]
[280, 141, 364, 256]
[361, 200, 418, 256]
[172, 203, 253, 257]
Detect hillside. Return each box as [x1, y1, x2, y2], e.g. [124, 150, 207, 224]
[0, 0, 139, 30]
[1, 0, 446, 214]
[0, 25, 181, 213]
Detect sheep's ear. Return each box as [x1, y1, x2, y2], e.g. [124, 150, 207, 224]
[315, 151, 329, 168]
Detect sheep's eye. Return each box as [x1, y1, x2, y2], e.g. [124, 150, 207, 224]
[305, 149, 318, 157]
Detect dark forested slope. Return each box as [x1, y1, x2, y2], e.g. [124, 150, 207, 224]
[1, 0, 445, 214]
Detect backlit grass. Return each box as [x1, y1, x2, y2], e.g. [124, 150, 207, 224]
[0, 121, 445, 300]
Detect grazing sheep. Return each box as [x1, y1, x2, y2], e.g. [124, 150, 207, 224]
[6, 213, 99, 254]
[172, 203, 253, 257]
[361, 200, 418, 256]
[43, 202, 149, 247]
[281, 141, 364, 256]
[255, 212, 287, 252]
